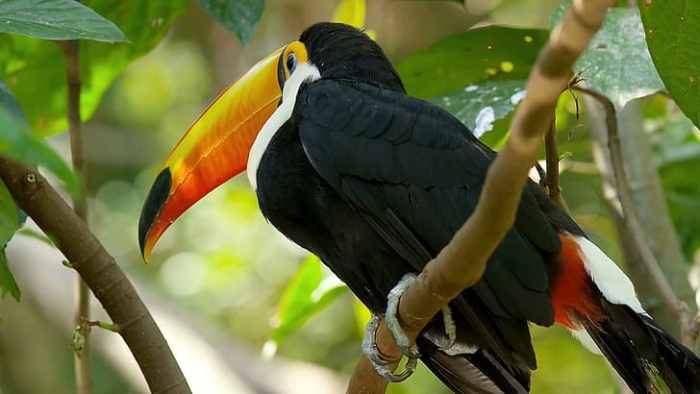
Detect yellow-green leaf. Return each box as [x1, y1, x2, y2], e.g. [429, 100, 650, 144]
[0, 253, 20, 301]
[271, 255, 348, 342]
[332, 0, 366, 28]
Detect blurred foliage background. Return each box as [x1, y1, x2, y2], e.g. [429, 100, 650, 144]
[1, 0, 700, 393]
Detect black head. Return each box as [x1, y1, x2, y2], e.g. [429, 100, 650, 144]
[299, 23, 405, 93]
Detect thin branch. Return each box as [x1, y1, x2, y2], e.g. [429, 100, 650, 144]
[544, 119, 560, 200]
[574, 86, 695, 345]
[346, 1, 616, 392]
[544, 117, 569, 212]
[0, 155, 191, 394]
[586, 96, 682, 333]
[61, 39, 92, 394]
[62, 42, 86, 218]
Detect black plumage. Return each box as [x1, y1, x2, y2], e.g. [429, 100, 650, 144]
[256, 24, 573, 392]
[138, 21, 700, 393]
[255, 23, 700, 393]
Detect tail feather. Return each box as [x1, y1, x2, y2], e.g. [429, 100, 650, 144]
[641, 314, 700, 393]
[583, 300, 700, 393]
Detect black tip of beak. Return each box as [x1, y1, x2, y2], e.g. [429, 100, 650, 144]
[138, 168, 172, 258]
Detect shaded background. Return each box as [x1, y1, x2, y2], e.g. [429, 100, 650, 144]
[2, 0, 699, 393]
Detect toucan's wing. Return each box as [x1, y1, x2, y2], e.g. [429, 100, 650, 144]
[297, 80, 560, 370]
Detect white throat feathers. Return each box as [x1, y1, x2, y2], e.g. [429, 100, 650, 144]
[246, 62, 321, 190]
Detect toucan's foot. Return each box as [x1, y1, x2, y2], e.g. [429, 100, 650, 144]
[386, 273, 456, 351]
[362, 273, 420, 382]
[362, 314, 414, 382]
[384, 273, 420, 355]
[440, 303, 457, 351]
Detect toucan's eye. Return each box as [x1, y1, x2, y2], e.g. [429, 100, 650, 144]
[286, 53, 297, 73]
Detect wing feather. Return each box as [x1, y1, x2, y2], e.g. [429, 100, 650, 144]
[298, 79, 560, 373]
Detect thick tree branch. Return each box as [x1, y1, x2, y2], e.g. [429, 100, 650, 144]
[0, 155, 191, 394]
[346, 1, 616, 392]
[61, 39, 93, 394]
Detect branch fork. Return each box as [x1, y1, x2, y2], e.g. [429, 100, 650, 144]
[0, 156, 191, 393]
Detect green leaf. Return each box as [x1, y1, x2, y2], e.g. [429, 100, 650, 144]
[199, 0, 264, 45]
[353, 297, 371, 336]
[397, 26, 548, 99]
[0, 182, 20, 249]
[0, 0, 188, 136]
[0, 253, 20, 301]
[271, 255, 348, 342]
[639, 0, 700, 128]
[650, 110, 700, 257]
[0, 0, 126, 42]
[432, 79, 526, 138]
[551, 1, 664, 108]
[0, 82, 78, 195]
[0, 169, 21, 301]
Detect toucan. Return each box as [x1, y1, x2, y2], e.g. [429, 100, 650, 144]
[139, 23, 700, 393]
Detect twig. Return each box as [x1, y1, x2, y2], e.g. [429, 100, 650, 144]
[61, 39, 92, 394]
[574, 86, 693, 345]
[544, 117, 568, 210]
[0, 155, 191, 393]
[346, 1, 616, 392]
[586, 96, 683, 332]
[72, 317, 119, 357]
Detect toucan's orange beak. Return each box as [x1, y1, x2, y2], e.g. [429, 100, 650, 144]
[138, 46, 288, 261]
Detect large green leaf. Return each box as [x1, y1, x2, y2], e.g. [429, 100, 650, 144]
[0, 0, 126, 42]
[432, 79, 526, 139]
[0, 82, 78, 195]
[551, 2, 664, 108]
[0, 0, 188, 136]
[199, 0, 264, 45]
[639, 0, 700, 128]
[270, 255, 348, 342]
[397, 26, 548, 99]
